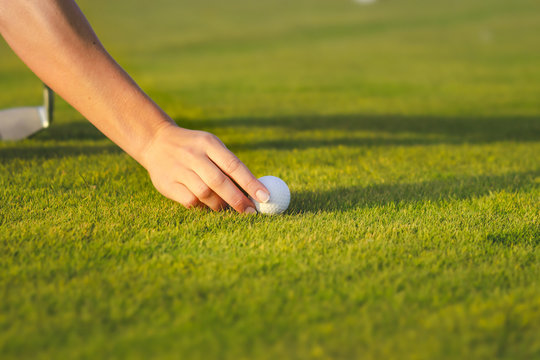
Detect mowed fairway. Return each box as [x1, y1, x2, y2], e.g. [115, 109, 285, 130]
[1, 0, 539, 358]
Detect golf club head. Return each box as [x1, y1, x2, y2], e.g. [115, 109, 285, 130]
[0, 85, 54, 141]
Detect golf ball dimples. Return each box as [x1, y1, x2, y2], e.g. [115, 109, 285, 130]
[251, 176, 290, 215]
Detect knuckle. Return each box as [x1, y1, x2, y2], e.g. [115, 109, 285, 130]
[182, 148, 199, 163]
[183, 196, 199, 209]
[153, 180, 175, 199]
[229, 196, 245, 210]
[199, 132, 218, 146]
[224, 156, 242, 174]
[208, 173, 227, 188]
[195, 183, 213, 199]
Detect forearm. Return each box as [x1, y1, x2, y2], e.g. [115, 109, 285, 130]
[0, 0, 172, 165]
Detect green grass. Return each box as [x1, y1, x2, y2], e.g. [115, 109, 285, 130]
[1, 0, 539, 359]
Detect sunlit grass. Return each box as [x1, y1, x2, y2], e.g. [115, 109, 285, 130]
[1, 0, 539, 359]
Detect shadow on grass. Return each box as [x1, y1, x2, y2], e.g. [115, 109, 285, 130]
[22, 113, 540, 144]
[33, 121, 106, 141]
[289, 170, 539, 214]
[0, 143, 121, 161]
[181, 114, 540, 150]
[2, 113, 538, 158]
[228, 136, 442, 151]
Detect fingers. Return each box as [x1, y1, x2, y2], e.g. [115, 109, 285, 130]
[194, 160, 258, 214]
[163, 182, 204, 210]
[206, 145, 270, 204]
[181, 170, 228, 211]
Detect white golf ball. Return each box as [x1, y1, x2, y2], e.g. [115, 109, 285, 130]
[250, 176, 290, 215]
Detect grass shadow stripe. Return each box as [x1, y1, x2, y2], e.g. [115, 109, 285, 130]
[289, 170, 540, 213]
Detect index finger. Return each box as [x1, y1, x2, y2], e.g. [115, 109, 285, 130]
[206, 145, 270, 204]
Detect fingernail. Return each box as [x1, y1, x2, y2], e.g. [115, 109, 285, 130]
[245, 207, 257, 214]
[256, 190, 270, 203]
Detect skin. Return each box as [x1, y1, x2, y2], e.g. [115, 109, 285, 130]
[0, 0, 270, 213]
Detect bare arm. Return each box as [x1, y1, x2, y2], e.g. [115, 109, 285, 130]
[0, 0, 269, 212]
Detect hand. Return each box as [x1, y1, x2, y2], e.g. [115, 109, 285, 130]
[140, 123, 270, 213]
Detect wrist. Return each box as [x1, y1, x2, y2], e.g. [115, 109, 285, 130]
[136, 118, 179, 170]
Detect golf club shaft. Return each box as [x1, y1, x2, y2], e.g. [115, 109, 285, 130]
[44, 84, 54, 125]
